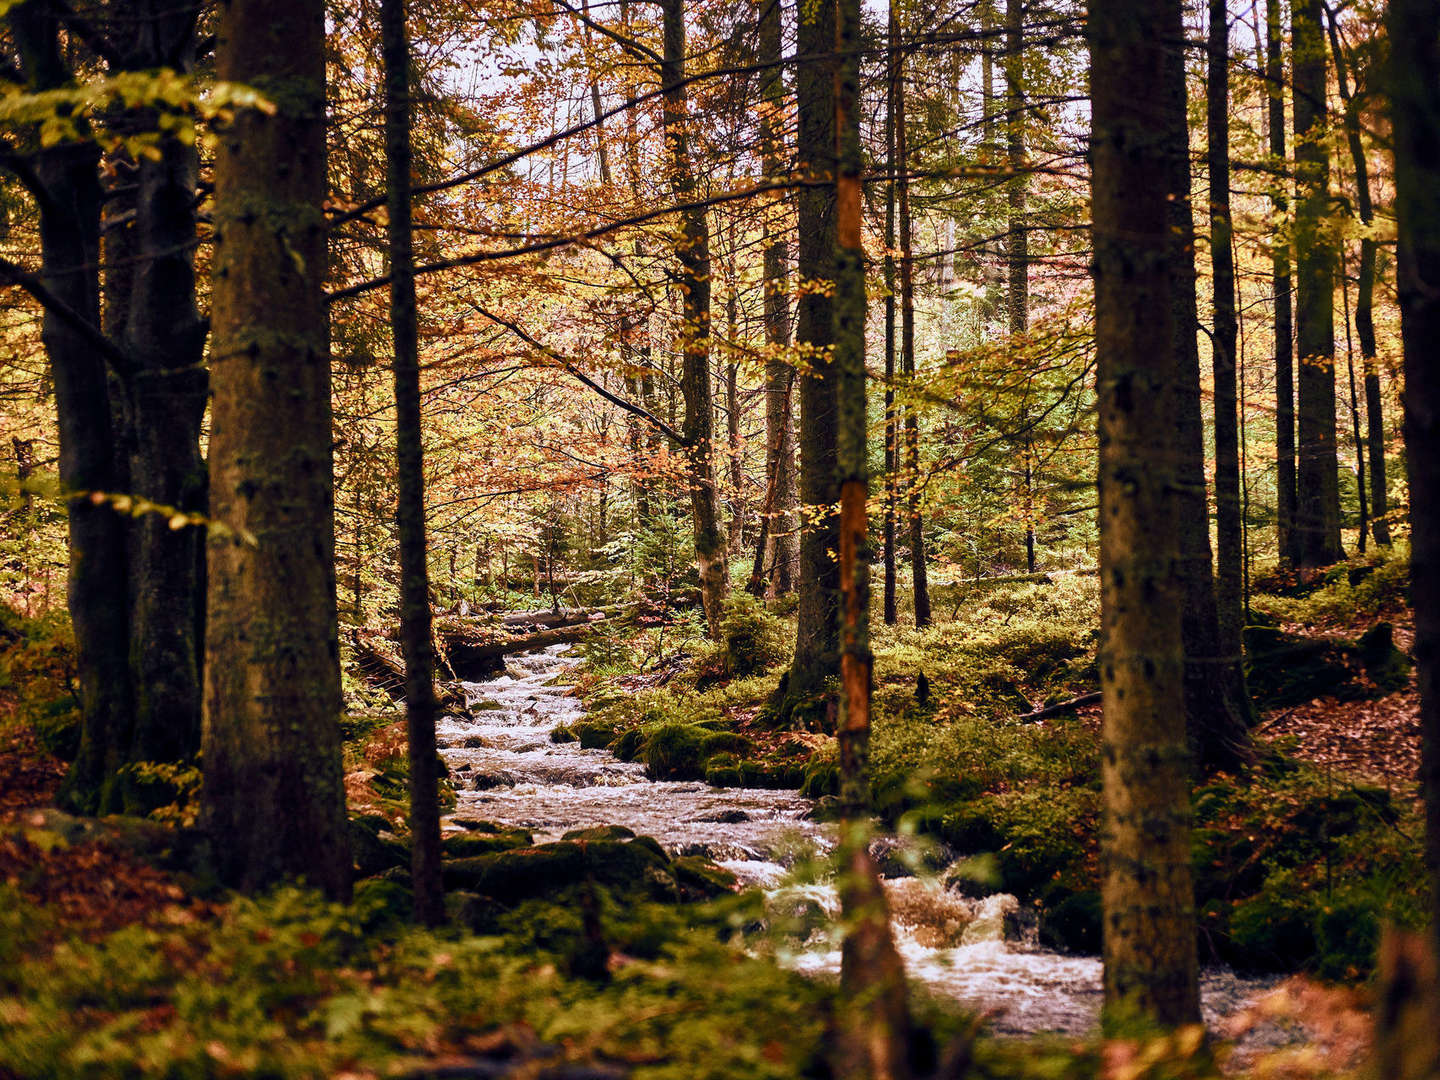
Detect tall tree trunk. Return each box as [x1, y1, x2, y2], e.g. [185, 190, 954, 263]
[882, 0, 899, 626]
[661, 0, 728, 639]
[1089, 0, 1201, 1028]
[203, 0, 352, 900]
[895, 41, 929, 629]
[787, 0, 840, 702]
[1326, 8, 1390, 547]
[382, 0, 443, 926]
[726, 289, 744, 551]
[1209, 0, 1244, 659]
[1006, 0, 1036, 575]
[834, 0, 909, 1070]
[1388, 0, 1440, 967]
[1165, 19, 1254, 774]
[7, 5, 136, 814]
[1340, 248, 1369, 551]
[1269, 0, 1298, 568]
[1292, 0, 1345, 567]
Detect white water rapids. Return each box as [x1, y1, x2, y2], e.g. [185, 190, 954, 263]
[439, 645, 1274, 1037]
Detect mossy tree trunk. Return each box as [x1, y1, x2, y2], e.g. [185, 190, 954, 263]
[203, 0, 352, 900]
[882, 0, 899, 627]
[382, 0, 443, 926]
[661, 0, 727, 640]
[1292, 0, 1345, 568]
[1089, 0, 1201, 1028]
[834, 0, 909, 1070]
[1388, 0, 1440, 963]
[1006, 0, 1036, 576]
[788, 0, 840, 701]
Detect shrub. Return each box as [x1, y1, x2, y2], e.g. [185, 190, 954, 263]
[718, 592, 787, 677]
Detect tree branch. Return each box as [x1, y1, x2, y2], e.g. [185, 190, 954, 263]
[0, 254, 138, 375]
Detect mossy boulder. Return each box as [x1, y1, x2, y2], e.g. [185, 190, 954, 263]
[800, 752, 839, 799]
[701, 731, 754, 758]
[1244, 625, 1359, 708]
[571, 721, 619, 750]
[562, 825, 636, 843]
[442, 827, 532, 858]
[672, 854, 739, 897]
[1357, 622, 1412, 692]
[441, 838, 679, 903]
[642, 723, 710, 780]
[549, 725, 578, 744]
[611, 728, 647, 762]
[705, 754, 745, 788]
[1038, 889, 1101, 953]
[350, 815, 409, 878]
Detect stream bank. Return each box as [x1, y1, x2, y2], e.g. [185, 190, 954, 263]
[439, 645, 1275, 1038]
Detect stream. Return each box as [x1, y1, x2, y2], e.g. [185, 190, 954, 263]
[438, 644, 1275, 1038]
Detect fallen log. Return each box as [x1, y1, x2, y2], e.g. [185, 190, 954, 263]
[1017, 691, 1102, 722]
[499, 604, 630, 630]
[441, 622, 599, 680]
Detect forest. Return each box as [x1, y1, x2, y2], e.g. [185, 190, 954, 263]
[1, 0, 1439, 1074]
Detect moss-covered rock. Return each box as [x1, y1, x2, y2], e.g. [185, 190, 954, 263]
[441, 838, 679, 904]
[442, 827, 532, 858]
[562, 825, 636, 843]
[800, 751, 839, 799]
[572, 720, 619, 750]
[350, 815, 409, 878]
[549, 725, 578, 744]
[704, 754, 745, 787]
[1357, 621, 1413, 692]
[642, 723, 710, 780]
[700, 731, 754, 758]
[1038, 889, 1101, 953]
[611, 727, 647, 762]
[672, 854, 738, 897]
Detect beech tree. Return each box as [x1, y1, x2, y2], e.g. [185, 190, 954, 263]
[202, 0, 352, 899]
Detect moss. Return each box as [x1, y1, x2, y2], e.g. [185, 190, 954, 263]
[700, 730, 754, 758]
[610, 727, 647, 762]
[642, 723, 710, 780]
[704, 754, 745, 788]
[561, 825, 636, 843]
[800, 751, 839, 799]
[672, 854, 738, 897]
[442, 828, 531, 858]
[570, 720, 618, 749]
[548, 725, 578, 744]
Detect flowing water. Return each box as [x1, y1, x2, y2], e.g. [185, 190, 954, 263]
[439, 645, 1274, 1038]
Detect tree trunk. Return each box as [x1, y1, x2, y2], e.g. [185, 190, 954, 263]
[1209, 0, 1244, 660]
[1326, 8, 1390, 547]
[203, 0, 351, 900]
[882, 1, 899, 626]
[661, 0, 728, 640]
[1269, 0, 1298, 568]
[833, 0, 909, 1071]
[1006, 0, 1036, 576]
[1388, 0, 1440, 964]
[1164, 29, 1254, 775]
[8, 7, 136, 815]
[787, 0, 840, 701]
[382, 0, 443, 926]
[1292, 0, 1345, 568]
[895, 42, 929, 629]
[1088, 0, 1200, 1028]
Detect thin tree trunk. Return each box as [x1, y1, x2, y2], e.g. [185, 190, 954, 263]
[882, 1, 899, 626]
[382, 0, 443, 926]
[1340, 246, 1369, 551]
[203, 0, 352, 900]
[1269, 0, 1298, 568]
[1388, 0, 1440, 969]
[661, 0, 728, 640]
[895, 41, 929, 629]
[1326, 7, 1390, 546]
[1292, 0, 1345, 567]
[1209, 0, 1244, 658]
[1164, 17, 1254, 774]
[834, 0, 909, 1068]
[1006, 0, 1035, 576]
[1089, 0, 1200, 1028]
[788, 0, 840, 702]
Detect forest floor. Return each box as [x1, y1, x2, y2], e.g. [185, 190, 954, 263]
[0, 548, 1427, 1078]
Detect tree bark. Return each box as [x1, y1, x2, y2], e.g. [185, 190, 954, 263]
[1163, 28, 1254, 774]
[1209, 0, 1244, 660]
[1269, 0, 1298, 568]
[1292, 0, 1345, 567]
[661, 0, 728, 640]
[6, 5, 137, 814]
[1088, 0, 1201, 1027]
[882, 0, 899, 627]
[833, 0, 909, 1071]
[787, 0, 840, 701]
[895, 38, 929, 629]
[203, 0, 351, 900]
[1388, 0, 1440, 964]
[382, 0, 443, 926]
[1006, 0, 1036, 576]
[1326, 8, 1390, 547]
